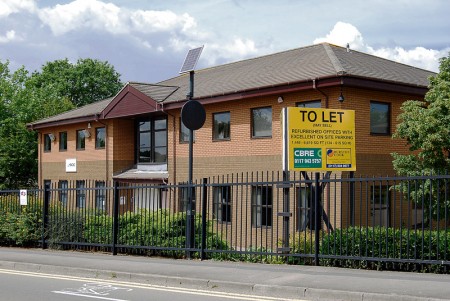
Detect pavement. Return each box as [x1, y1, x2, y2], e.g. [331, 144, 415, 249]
[0, 247, 449, 301]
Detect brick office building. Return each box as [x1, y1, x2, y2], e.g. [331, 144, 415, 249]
[28, 43, 434, 231]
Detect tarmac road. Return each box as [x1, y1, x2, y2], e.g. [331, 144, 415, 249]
[1, 247, 450, 301]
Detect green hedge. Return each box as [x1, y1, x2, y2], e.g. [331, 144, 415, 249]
[320, 226, 450, 272]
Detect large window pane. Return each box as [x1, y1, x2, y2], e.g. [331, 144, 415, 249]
[137, 117, 167, 164]
[213, 112, 230, 140]
[252, 107, 272, 138]
[370, 101, 390, 134]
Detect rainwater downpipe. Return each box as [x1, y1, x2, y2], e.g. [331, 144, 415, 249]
[312, 78, 329, 108]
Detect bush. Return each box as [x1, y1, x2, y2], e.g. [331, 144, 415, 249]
[0, 197, 42, 247]
[320, 226, 450, 272]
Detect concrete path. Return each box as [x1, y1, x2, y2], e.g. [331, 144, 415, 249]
[0, 247, 449, 301]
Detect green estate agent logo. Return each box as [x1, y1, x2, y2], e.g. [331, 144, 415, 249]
[293, 148, 322, 168]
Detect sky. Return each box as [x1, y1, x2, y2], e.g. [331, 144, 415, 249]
[1, 0, 449, 83]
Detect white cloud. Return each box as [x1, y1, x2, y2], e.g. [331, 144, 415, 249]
[314, 22, 365, 50]
[0, 0, 36, 18]
[38, 0, 198, 37]
[314, 21, 447, 72]
[0, 30, 19, 43]
[38, 0, 124, 35]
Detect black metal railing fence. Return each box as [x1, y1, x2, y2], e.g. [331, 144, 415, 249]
[0, 172, 449, 270]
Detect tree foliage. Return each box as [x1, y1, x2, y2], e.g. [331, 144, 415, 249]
[0, 58, 122, 189]
[392, 54, 450, 223]
[29, 58, 122, 107]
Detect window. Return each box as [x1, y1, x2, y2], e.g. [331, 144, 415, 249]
[179, 118, 194, 143]
[76, 180, 86, 208]
[96, 127, 106, 149]
[59, 132, 67, 151]
[297, 187, 311, 231]
[95, 181, 106, 211]
[213, 112, 230, 140]
[137, 117, 167, 163]
[44, 134, 52, 152]
[76, 130, 86, 150]
[252, 107, 272, 138]
[371, 185, 390, 227]
[296, 100, 321, 108]
[58, 180, 68, 206]
[213, 186, 232, 223]
[252, 186, 272, 227]
[179, 184, 196, 212]
[370, 101, 390, 135]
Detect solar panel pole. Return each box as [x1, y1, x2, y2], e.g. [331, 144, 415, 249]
[179, 46, 205, 259]
[187, 71, 194, 259]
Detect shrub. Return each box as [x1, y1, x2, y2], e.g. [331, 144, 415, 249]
[320, 226, 450, 272]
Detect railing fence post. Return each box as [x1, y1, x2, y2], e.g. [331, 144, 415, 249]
[201, 178, 208, 260]
[42, 182, 50, 249]
[112, 181, 119, 255]
[314, 172, 321, 266]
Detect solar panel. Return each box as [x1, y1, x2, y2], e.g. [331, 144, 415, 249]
[179, 46, 204, 74]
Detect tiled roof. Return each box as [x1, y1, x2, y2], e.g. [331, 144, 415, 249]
[28, 43, 435, 128]
[28, 97, 114, 127]
[156, 43, 434, 103]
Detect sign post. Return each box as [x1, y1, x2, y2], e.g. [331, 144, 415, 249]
[282, 107, 356, 265]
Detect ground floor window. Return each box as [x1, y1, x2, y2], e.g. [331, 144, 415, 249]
[213, 186, 232, 223]
[76, 180, 86, 208]
[297, 187, 311, 231]
[370, 185, 390, 227]
[251, 186, 272, 227]
[58, 180, 68, 206]
[95, 181, 106, 211]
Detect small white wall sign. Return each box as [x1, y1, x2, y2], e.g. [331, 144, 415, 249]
[66, 158, 77, 172]
[20, 190, 27, 205]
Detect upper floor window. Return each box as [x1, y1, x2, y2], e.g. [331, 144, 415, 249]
[251, 107, 272, 138]
[296, 100, 321, 108]
[179, 118, 194, 143]
[44, 134, 52, 152]
[137, 117, 167, 164]
[213, 112, 230, 140]
[370, 101, 390, 135]
[76, 130, 86, 150]
[59, 132, 67, 151]
[95, 127, 106, 149]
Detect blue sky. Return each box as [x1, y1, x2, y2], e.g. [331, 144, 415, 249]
[1, 0, 449, 83]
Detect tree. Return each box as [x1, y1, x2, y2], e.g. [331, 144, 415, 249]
[29, 58, 123, 107]
[0, 57, 122, 188]
[0, 60, 75, 189]
[392, 54, 450, 223]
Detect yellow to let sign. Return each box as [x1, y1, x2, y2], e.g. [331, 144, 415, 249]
[282, 107, 356, 171]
